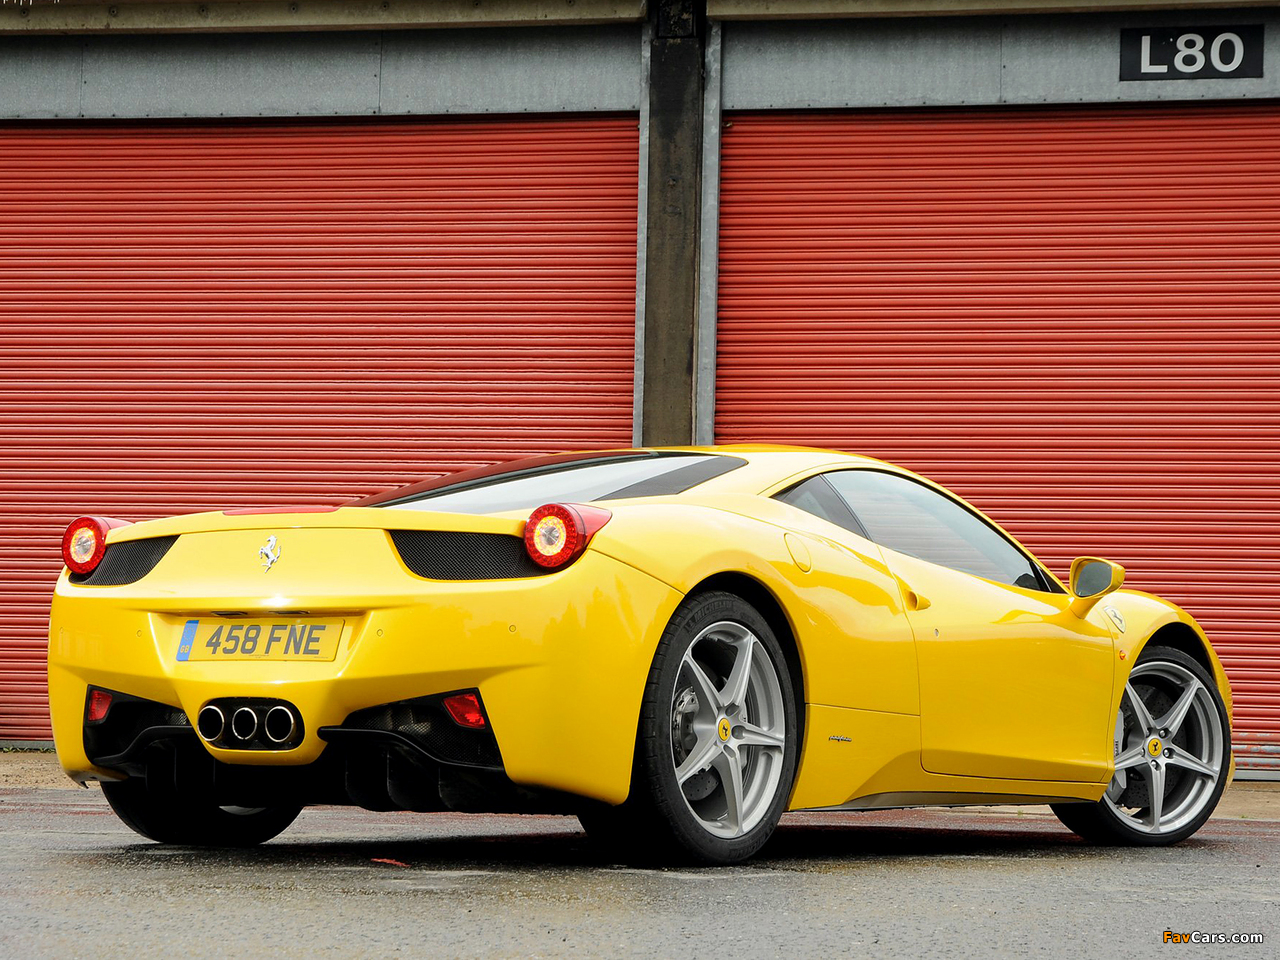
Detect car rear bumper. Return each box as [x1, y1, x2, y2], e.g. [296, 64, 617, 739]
[48, 549, 683, 805]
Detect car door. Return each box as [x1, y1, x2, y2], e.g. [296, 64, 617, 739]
[823, 469, 1116, 784]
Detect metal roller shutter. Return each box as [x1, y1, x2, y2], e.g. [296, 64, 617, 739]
[716, 103, 1280, 776]
[0, 116, 638, 741]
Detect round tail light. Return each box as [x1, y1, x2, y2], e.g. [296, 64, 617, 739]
[62, 516, 130, 575]
[523, 503, 612, 570]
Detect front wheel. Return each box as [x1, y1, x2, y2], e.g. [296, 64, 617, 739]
[102, 778, 301, 846]
[580, 591, 799, 864]
[1052, 645, 1230, 845]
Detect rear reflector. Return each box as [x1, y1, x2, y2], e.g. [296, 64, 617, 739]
[86, 689, 113, 723]
[442, 692, 487, 729]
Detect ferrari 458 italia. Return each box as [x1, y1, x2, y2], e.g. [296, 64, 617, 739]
[48, 446, 1233, 862]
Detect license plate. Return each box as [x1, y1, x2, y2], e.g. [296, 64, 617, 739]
[176, 618, 344, 662]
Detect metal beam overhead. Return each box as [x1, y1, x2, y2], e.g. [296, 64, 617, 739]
[708, 0, 1279, 19]
[0, 0, 645, 35]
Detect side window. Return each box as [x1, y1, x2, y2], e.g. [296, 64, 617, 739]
[824, 470, 1050, 591]
[774, 475, 871, 540]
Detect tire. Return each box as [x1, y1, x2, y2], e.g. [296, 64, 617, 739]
[1051, 644, 1230, 846]
[579, 591, 799, 865]
[101, 777, 301, 846]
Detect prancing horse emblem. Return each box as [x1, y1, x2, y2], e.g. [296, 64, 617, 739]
[259, 535, 281, 572]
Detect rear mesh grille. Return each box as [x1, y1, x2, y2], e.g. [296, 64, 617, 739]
[69, 535, 178, 586]
[389, 530, 551, 581]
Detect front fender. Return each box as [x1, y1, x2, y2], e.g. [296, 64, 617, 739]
[1102, 590, 1235, 779]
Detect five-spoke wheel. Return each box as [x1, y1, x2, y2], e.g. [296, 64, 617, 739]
[670, 620, 788, 839]
[578, 591, 798, 864]
[1052, 645, 1230, 845]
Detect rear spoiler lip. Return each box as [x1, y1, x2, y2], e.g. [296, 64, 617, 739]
[223, 505, 341, 516]
[93, 505, 528, 545]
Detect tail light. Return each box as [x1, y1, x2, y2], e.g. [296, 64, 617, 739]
[442, 692, 487, 729]
[86, 688, 113, 723]
[62, 515, 131, 575]
[523, 503, 612, 570]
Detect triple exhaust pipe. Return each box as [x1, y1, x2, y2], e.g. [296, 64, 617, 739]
[197, 702, 298, 747]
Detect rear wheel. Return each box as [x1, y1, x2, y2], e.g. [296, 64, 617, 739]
[102, 778, 301, 846]
[1051, 645, 1229, 845]
[579, 591, 799, 864]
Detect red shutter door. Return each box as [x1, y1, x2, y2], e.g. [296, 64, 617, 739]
[0, 116, 638, 741]
[716, 104, 1280, 776]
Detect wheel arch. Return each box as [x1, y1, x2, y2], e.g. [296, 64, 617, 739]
[685, 571, 807, 745]
[1109, 592, 1233, 721]
[1125, 613, 1234, 752]
[1138, 621, 1213, 675]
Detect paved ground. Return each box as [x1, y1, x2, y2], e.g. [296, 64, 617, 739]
[2, 753, 1276, 959]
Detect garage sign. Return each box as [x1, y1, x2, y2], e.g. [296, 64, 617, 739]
[1120, 25, 1264, 80]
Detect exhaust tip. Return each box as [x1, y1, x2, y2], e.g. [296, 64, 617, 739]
[196, 705, 225, 742]
[263, 705, 297, 744]
[230, 706, 259, 742]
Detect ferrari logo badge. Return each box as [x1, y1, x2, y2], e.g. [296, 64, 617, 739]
[1104, 605, 1127, 633]
[1148, 737, 1163, 757]
[718, 717, 732, 742]
[258, 535, 281, 572]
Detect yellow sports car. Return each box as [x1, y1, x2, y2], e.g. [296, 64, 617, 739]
[48, 446, 1233, 862]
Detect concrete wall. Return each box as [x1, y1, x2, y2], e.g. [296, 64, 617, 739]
[722, 9, 1280, 110]
[0, 26, 642, 120]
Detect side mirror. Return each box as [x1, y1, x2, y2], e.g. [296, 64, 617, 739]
[1068, 556, 1125, 618]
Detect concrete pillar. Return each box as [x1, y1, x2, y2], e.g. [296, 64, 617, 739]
[640, 0, 705, 446]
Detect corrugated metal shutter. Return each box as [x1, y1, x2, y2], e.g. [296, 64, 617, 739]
[0, 116, 638, 741]
[716, 104, 1280, 776]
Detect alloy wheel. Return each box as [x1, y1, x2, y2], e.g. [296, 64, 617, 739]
[669, 620, 787, 839]
[1103, 659, 1226, 835]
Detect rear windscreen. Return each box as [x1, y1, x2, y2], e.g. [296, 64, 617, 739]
[363, 452, 746, 515]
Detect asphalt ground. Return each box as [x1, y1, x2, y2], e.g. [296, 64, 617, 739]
[2, 754, 1277, 959]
